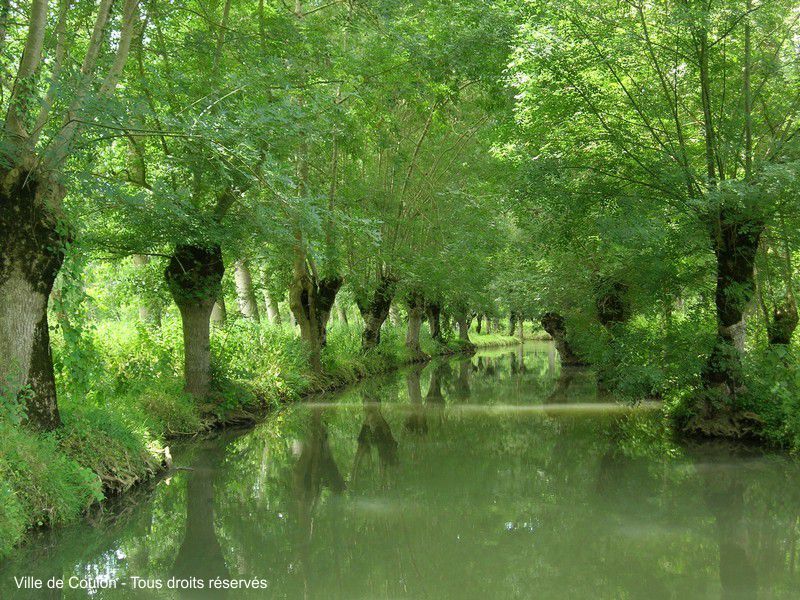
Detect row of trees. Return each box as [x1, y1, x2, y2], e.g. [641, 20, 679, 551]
[504, 0, 800, 434]
[3, 0, 799, 438]
[0, 0, 522, 430]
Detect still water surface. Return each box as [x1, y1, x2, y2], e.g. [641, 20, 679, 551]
[2, 342, 800, 599]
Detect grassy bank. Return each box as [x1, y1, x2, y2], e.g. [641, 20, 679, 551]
[0, 321, 518, 559]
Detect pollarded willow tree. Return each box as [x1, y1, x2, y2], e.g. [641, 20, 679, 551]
[508, 0, 800, 433]
[0, 0, 141, 429]
[336, 0, 514, 352]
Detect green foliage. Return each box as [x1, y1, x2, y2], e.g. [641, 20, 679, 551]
[1, 314, 491, 559]
[0, 423, 102, 548]
[740, 350, 800, 450]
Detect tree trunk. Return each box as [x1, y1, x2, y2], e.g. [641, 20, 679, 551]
[0, 171, 66, 430]
[426, 302, 443, 343]
[456, 312, 476, 354]
[211, 298, 226, 327]
[289, 255, 342, 372]
[541, 312, 585, 366]
[262, 287, 281, 325]
[508, 311, 517, 336]
[360, 274, 397, 351]
[233, 259, 260, 322]
[701, 215, 762, 395]
[165, 244, 224, 400]
[405, 293, 427, 360]
[517, 317, 525, 340]
[475, 314, 483, 334]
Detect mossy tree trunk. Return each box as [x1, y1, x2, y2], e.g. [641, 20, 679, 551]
[701, 215, 762, 395]
[288, 242, 342, 372]
[541, 312, 585, 366]
[0, 170, 66, 430]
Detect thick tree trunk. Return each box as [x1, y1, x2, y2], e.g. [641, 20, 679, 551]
[360, 274, 397, 351]
[289, 259, 342, 372]
[0, 171, 66, 430]
[210, 298, 226, 327]
[541, 312, 585, 366]
[508, 311, 517, 336]
[686, 214, 763, 437]
[701, 216, 762, 394]
[426, 302, 443, 343]
[457, 313, 472, 341]
[456, 312, 476, 354]
[165, 244, 224, 400]
[233, 259, 260, 322]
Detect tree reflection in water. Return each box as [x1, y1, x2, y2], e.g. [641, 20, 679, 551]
[404, 365, 428, 435]
[3, 343, 800, 599]
[352, 390, 399, 483]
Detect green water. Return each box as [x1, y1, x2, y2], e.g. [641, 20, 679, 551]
[2, 342, 800, 599]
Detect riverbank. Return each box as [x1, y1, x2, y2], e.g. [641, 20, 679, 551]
[0, 324, 520, 559]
